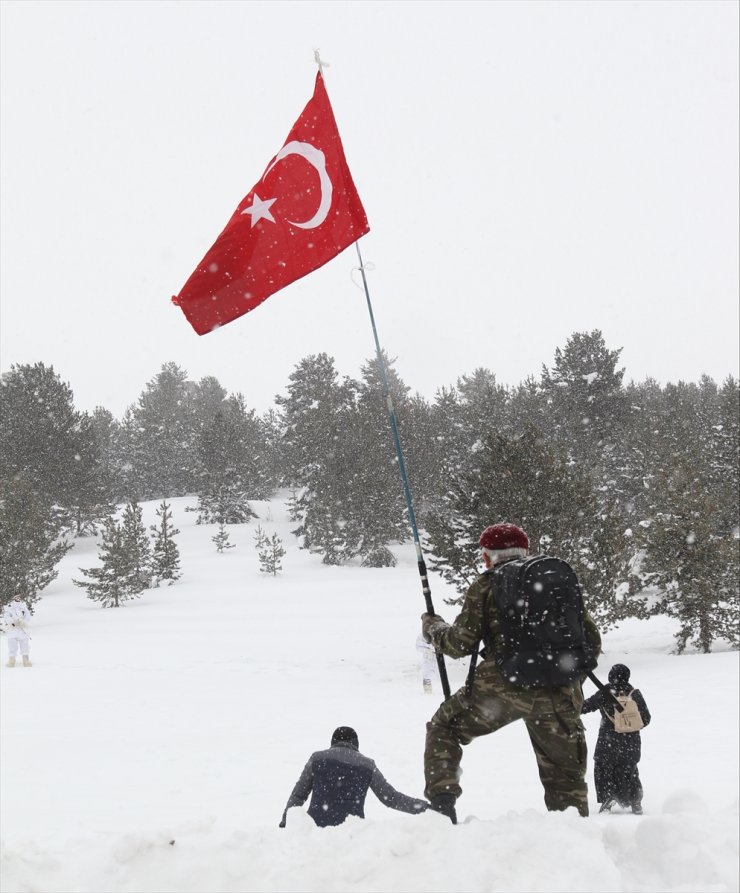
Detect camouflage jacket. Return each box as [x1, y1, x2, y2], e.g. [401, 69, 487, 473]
[428, 568, 602, 665]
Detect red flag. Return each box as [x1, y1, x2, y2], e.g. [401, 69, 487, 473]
[172, 73, 369, 335]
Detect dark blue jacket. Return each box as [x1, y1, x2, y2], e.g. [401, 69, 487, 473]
[281, 742, 428, 827]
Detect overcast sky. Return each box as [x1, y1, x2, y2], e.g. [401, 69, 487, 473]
[1, 0, 738, 418]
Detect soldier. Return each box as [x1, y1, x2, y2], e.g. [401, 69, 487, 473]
[416, 632, 438, 694]
[421, 523, 601, 823]
[2, 595, 32, 668]
[280, 726, 429, 827]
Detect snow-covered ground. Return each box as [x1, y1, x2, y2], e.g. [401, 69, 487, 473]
[1, 495, 738, 893]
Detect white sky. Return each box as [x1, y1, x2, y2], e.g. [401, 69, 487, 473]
[1, 0, 738, 418]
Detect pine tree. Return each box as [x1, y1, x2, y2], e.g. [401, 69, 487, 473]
[456, 368, 511, 441]
[709, 376, 739, 536]
[260, 408, 285, 493]
[257, 532, 286, 576]
[213, 522, 235, 553]
[0, 363, 111, 531]
[118, 363, 195, 499]
[0, 475, 72, 610]
[276, 353, 353, 484]
[345, 352, 412, 567]
[286, 351, 412, 568]
[90, 406, 126, 503]
[505, 376, 552, 440]
[120, 501, 152, 593]
[74, 516, 136, 607]
[0, 362, 79, 506]
[196, 394, 274, 513]
[253, 524, 267, 548]
[226, 394, 276, 498]
[614, 377, 667, 519]
[189, 375, 230, 436]
[541, 330, 630, 472]
[150, 500, 181, 586]
[424, 426, 630, 629]
[67, 411, 116, 536]
[276, 354, 360, 564]
[196, 486, 257, 525]
[636, 456, 739, 653]
[408, 387, 462, 517]
[624, 375, 739, 650]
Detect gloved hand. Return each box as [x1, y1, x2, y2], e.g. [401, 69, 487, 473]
[421, 612, 445, 643]
[278, 818, 286, 829]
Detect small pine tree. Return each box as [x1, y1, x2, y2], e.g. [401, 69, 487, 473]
[196, 486, 256, 525]
[258, 532, 286, 576]
[121, 500, 152, 593]
[150, 500, 181, 586]
[253, 524, 267, 549]
[213, 522, 235, 553]
[74, 516, 136, 607]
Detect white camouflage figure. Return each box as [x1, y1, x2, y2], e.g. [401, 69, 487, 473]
[416, 633, 438, 694]
[2, 595, 32, 667]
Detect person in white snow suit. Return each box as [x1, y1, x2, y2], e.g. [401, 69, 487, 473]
[416, 633, 439, 694]
[2, 595, 32, 667]
[280, 726, 429, 827]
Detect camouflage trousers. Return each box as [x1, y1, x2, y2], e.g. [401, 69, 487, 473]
[424, 661, 589, 816]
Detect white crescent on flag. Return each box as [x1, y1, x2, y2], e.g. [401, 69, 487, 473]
[263, 140, 333, 229]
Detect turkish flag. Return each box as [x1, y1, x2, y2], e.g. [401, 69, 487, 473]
[172, 73, 370, 335]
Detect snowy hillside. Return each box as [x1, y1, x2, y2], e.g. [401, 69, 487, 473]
[1, 495, 738, 893]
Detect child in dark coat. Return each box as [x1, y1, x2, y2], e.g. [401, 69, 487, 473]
[582, 664, 651, 814]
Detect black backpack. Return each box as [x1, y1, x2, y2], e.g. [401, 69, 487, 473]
[482, 555, 597, 688]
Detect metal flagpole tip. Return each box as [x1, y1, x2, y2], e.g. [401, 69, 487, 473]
[314, 49, 330, 72]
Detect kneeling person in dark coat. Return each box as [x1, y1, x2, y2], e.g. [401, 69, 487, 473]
[280, 727, 429, 827]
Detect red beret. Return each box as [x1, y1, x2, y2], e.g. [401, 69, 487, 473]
[479, 523, 529, 551]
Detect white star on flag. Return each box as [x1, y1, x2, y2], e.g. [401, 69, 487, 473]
[241, 194, 276, 227]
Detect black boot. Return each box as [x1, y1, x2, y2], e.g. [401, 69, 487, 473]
[430, 794, 457, 824]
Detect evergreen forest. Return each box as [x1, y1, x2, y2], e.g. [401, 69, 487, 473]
[1, 330, 737, 654]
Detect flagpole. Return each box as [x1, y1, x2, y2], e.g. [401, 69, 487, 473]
[354, 241, 451, 700]
[313, 49, 329, 75]
[314, 51, 450, 699]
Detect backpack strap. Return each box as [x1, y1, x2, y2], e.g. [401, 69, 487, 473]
[464, 570, 496, 699]
[604, 701, 621, 724]
[464, 650, 478, 699]
[480, 568, 495, 654]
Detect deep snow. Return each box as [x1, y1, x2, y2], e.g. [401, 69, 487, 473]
[1, 495, 737, 893]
